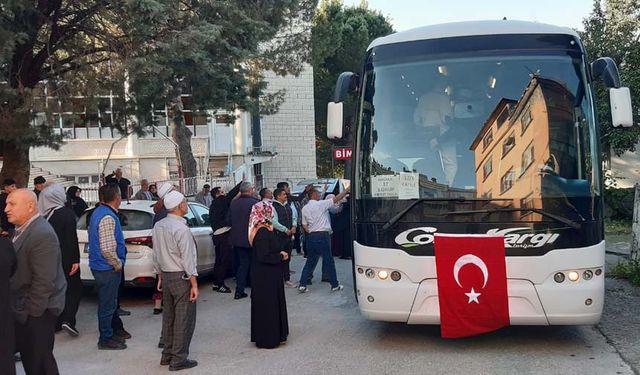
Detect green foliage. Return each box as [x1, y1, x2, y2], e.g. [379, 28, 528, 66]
[580, 0, 640, 157]
[311, 0, 393, 177]
[604, 187, 634, 220]
[604, 219, 632, 234]
[611, 258, 640, 286]
[0, 0, 317, 181]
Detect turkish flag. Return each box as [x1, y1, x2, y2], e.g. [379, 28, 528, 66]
[434, 234, 509, 338]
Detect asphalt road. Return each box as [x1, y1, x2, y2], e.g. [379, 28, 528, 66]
[18, 255, 633, 375]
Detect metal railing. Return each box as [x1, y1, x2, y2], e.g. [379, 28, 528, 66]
[79, 176, 235, 206]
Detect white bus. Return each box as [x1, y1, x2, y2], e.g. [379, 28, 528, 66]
[327, 21, 633, 325]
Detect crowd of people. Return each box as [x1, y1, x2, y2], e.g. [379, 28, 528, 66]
[0, 171, 352, 374]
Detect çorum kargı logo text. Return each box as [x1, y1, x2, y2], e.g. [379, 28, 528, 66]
[394, 227, 559, 249]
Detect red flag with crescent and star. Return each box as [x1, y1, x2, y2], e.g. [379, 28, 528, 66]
[434, 234, 509, 338]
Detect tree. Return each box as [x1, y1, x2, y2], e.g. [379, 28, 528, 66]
[580, 0, 640, 159]
[311, 0, 393, 177]
[0, 0, 315, 185]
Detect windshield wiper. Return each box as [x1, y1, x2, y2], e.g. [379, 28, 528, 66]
[380, 197, 507, 231]
[445, 208, 583, 230]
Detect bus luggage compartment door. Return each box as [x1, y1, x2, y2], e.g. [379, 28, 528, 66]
[407, 279, 548, 325]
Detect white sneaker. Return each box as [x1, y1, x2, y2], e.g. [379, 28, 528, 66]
[284, 281, 296, 288]
[331, 285, 344, 292]
[298, 286, 308, 293]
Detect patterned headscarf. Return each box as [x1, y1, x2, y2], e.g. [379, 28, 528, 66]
[248, 200, 274, 246]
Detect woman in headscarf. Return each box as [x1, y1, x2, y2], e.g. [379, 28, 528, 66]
[66, 186, 88, 218]
[148, 184, 160, 200]
[248, 200, 289, 349]
[40, 184, 83, 337]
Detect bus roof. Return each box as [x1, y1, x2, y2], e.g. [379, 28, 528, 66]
[368, 20, 579, 50]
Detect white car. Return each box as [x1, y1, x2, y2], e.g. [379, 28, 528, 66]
[77, 200, 215, 287]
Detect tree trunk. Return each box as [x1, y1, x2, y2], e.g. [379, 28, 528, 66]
[168, 99, 198, 179]
[0, 94, 32, 188]
[0, 141, 30, 188]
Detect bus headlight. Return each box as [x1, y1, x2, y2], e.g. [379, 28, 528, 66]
[583, 270, 593, 280]
[378, 270, 389, 280]
[568, 271, 580, 282]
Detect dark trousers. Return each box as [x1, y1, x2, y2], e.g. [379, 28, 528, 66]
[278, 234, 292, 281]
[293, 227, 302, 254]
[234, 246, 252, 294]
[212, 232, 233, 286]
[56, 270, 83, 328]
[299, 233, 339, 288]
[162, 272, 196, 365]
[15, 310, 59, 375]
[92, 269, 123, 342]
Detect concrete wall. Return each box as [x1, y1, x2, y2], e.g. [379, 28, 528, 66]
[260, 65, 317, 188]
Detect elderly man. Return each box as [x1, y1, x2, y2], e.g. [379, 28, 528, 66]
[153, 191, 199, 371]
[297, 186, 350, 293]
[134, 179, 153, 200]
[88, 184, 130, 350]
[229, 182, 259, 299]
[194, 184, 212, 208]
[105, 168, 132, 200]
[6, 189, 66, 374]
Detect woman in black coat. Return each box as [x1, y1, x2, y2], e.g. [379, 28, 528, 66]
[66, 186, 88, 218]
[0, 237, 17, 375]
[41, 184, 83, 336]
[248, 201, 289, 349]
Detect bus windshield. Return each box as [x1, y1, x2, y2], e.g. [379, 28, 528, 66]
[356, 53, 599, 223]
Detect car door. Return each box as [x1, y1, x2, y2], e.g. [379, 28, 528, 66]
[187, 203, 215, 273]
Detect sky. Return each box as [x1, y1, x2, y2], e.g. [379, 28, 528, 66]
[342, 0, 594, 32]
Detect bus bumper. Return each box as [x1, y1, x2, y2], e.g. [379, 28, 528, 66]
[353, 241, 605, 325]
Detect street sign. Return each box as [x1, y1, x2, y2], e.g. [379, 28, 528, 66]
[333, 147, 352, 160]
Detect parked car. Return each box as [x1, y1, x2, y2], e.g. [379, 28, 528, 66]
[292, 178, 350, 198]
[77, 200, 215, 287]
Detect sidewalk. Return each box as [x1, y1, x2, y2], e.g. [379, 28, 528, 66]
[601, 234, 640, 374]
[605, 234, 632, 272]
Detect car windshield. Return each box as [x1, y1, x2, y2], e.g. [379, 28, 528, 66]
[77, 209, 153, 231]
[355, 49, 599, 223]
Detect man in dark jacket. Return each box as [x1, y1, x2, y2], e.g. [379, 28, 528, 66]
[0, 237, 17, 375]
[209, 181, 242, 293]
[228, 182, 258, 299]
[7, 189, 66, 375]
[39, 184, 83, 337]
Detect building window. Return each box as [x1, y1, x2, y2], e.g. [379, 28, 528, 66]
[497, 108, 510, 128]
[482, 190, 492, 199]
[483, 158, 493, 180]
[520, 193, 534, 217]
[502, 132, 516, 157]
[521, 107, 533, 133]
[521, 142, 534, 175]
[483, 130, 493, 150]
[500, 168, 515, 194]
[520, 194, 534, 209]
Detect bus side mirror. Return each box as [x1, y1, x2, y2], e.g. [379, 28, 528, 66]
[610, 87, 634, 127]
[327, 102, 344, 139]
[591, 57, 621, 88]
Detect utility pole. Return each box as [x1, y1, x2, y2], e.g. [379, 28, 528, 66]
[632, 183, 640, 260]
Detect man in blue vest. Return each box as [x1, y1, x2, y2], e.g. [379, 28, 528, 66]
[88, 184, 130, 350]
